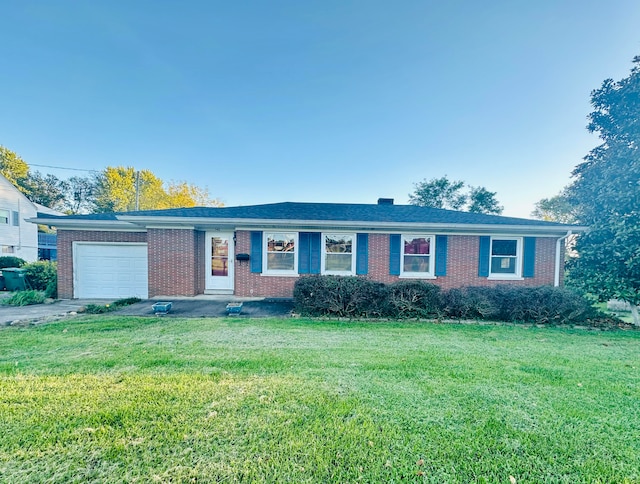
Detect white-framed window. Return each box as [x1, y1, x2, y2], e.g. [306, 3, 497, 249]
[263, 232, 298, 275]
[2, 245, 15, 254]
[12, 211, 19, 226]
[322, 233, 356, 275]
[401, 234, 435, 277]
[0, 209, 9, 225]
[489, 237, 522, 278]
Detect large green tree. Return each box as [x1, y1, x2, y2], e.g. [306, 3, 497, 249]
[409, 176, 503, 214]
[566, 55, 640, 325]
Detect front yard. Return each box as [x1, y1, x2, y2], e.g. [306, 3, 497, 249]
[1, 317, 638, 482]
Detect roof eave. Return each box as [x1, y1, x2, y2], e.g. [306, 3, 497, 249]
[28, 217, 143, 231]
[116, 215, 587, 235]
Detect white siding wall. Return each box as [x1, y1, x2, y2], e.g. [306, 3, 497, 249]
[0, 176, 38, 262]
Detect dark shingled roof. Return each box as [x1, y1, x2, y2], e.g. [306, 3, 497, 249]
[40, 202, 575, 227]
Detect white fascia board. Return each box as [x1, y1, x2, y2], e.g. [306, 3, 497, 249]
[28, 217, 143, 231]
[145, 225, 196, 230]
[116, 215, 587, 236]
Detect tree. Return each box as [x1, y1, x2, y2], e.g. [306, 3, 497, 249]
[0, 146, 29, 187]
[565, 55, 640, 325]
[93, 167, 165, 212]
[63, 176, 98, 214]
[19, 171, 69, 210]
[531, 190, 577, 224]
[165, 182, 223, 208]
[467, 186, 504, 215]
[409, 176, 503, 214]
[93, 166, 222, 213]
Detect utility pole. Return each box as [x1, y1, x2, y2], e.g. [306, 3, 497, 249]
[135, 170, 140, 211]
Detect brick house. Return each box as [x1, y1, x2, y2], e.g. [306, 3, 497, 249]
[32, 200, 583, 299]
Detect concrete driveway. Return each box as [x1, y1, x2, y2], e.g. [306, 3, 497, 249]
[0, 298, 113, 326]
[0, 295, 294, 326]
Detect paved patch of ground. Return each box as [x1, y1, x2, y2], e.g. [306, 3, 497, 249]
[0, 297, 115, 326]
[114, 298, 294, 318]
[0, 294, 294, 326]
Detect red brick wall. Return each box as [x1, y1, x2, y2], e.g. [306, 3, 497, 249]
[147, 228, 200, 297]
[195, 231, 205, 294]
[234, 230, 298, 297]
[57, 230, 147, 299]
[233, 231, 562, 298]
[59, 228, 564, 299]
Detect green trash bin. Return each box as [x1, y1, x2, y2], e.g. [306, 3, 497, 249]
[3, 268, 27, 291]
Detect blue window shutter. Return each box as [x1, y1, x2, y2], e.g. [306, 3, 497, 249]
[389, 234, 401, 275]
[298, 232, 310, 274]
[523, 237, 536, 278]
[435, 235, 448, 277]
[478, 236, 490, 277]
[356, 233, 369, 275]
[250, 231, 263, 273]
[309, 232, 321, 274]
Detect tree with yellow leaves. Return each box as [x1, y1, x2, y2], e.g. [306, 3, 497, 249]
[92, 166, 222, 213]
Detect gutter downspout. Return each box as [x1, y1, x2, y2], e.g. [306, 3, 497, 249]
[554, 230, 572, 287]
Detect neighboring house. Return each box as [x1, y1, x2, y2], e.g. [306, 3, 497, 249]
[31, 199, 586, 300]
[0, 173, 38, 261]
[33, 204, 61, 261]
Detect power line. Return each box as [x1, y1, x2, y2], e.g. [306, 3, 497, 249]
[29, 163, 101, 173]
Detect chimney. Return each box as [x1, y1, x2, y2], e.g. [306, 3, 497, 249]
[377, 198, 394, 205]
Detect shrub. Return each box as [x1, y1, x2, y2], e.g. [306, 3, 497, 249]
[442, 287, 499, 320]
[0, 256, 26, 269]
[443, 285, 601, 325]
[45, 278, 57, 299]
[387, 280, 443, 319]
[293, 276, 390, 318]
[84, 297, 142, 314]
[1, 290, 46, 306]
[22, 261, 57, 291]
[294, 276, 608, 326]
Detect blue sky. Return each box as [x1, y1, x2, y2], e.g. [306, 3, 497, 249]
[1, 1, 639, 217]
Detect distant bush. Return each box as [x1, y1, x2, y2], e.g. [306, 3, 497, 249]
[1, 290, 46, 306]
[293, 276, 610, 326]
[22, 261, 57, 291]
[0, 256, 26, 269]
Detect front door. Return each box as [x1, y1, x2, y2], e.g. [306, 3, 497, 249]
[205, 232, 234, 293]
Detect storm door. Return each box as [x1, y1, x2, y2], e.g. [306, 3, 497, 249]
[205, 232, 234, 292]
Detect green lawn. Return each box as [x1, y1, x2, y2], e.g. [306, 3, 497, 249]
[1, 317, 639, 483]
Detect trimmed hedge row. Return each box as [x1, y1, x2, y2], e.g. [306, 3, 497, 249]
[293, 276, 602, 325]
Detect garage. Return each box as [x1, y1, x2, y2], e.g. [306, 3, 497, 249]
[73, 243, 148, 299]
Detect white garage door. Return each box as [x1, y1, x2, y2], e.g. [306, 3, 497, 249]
[74, 243, 148, 299]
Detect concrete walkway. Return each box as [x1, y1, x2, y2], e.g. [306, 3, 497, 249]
[114, 298, 294, 319]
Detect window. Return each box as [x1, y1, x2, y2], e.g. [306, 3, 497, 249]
[264, 232, 297, 274]
[12, 211, 19, 226]
[211, 236, 229, 276]
[0, 209, 8, 225]
[2, 245, 15, 254]
[490, 237, 522, 278]
[322, 233, 355, 274]
[401, 235, 435, 277]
